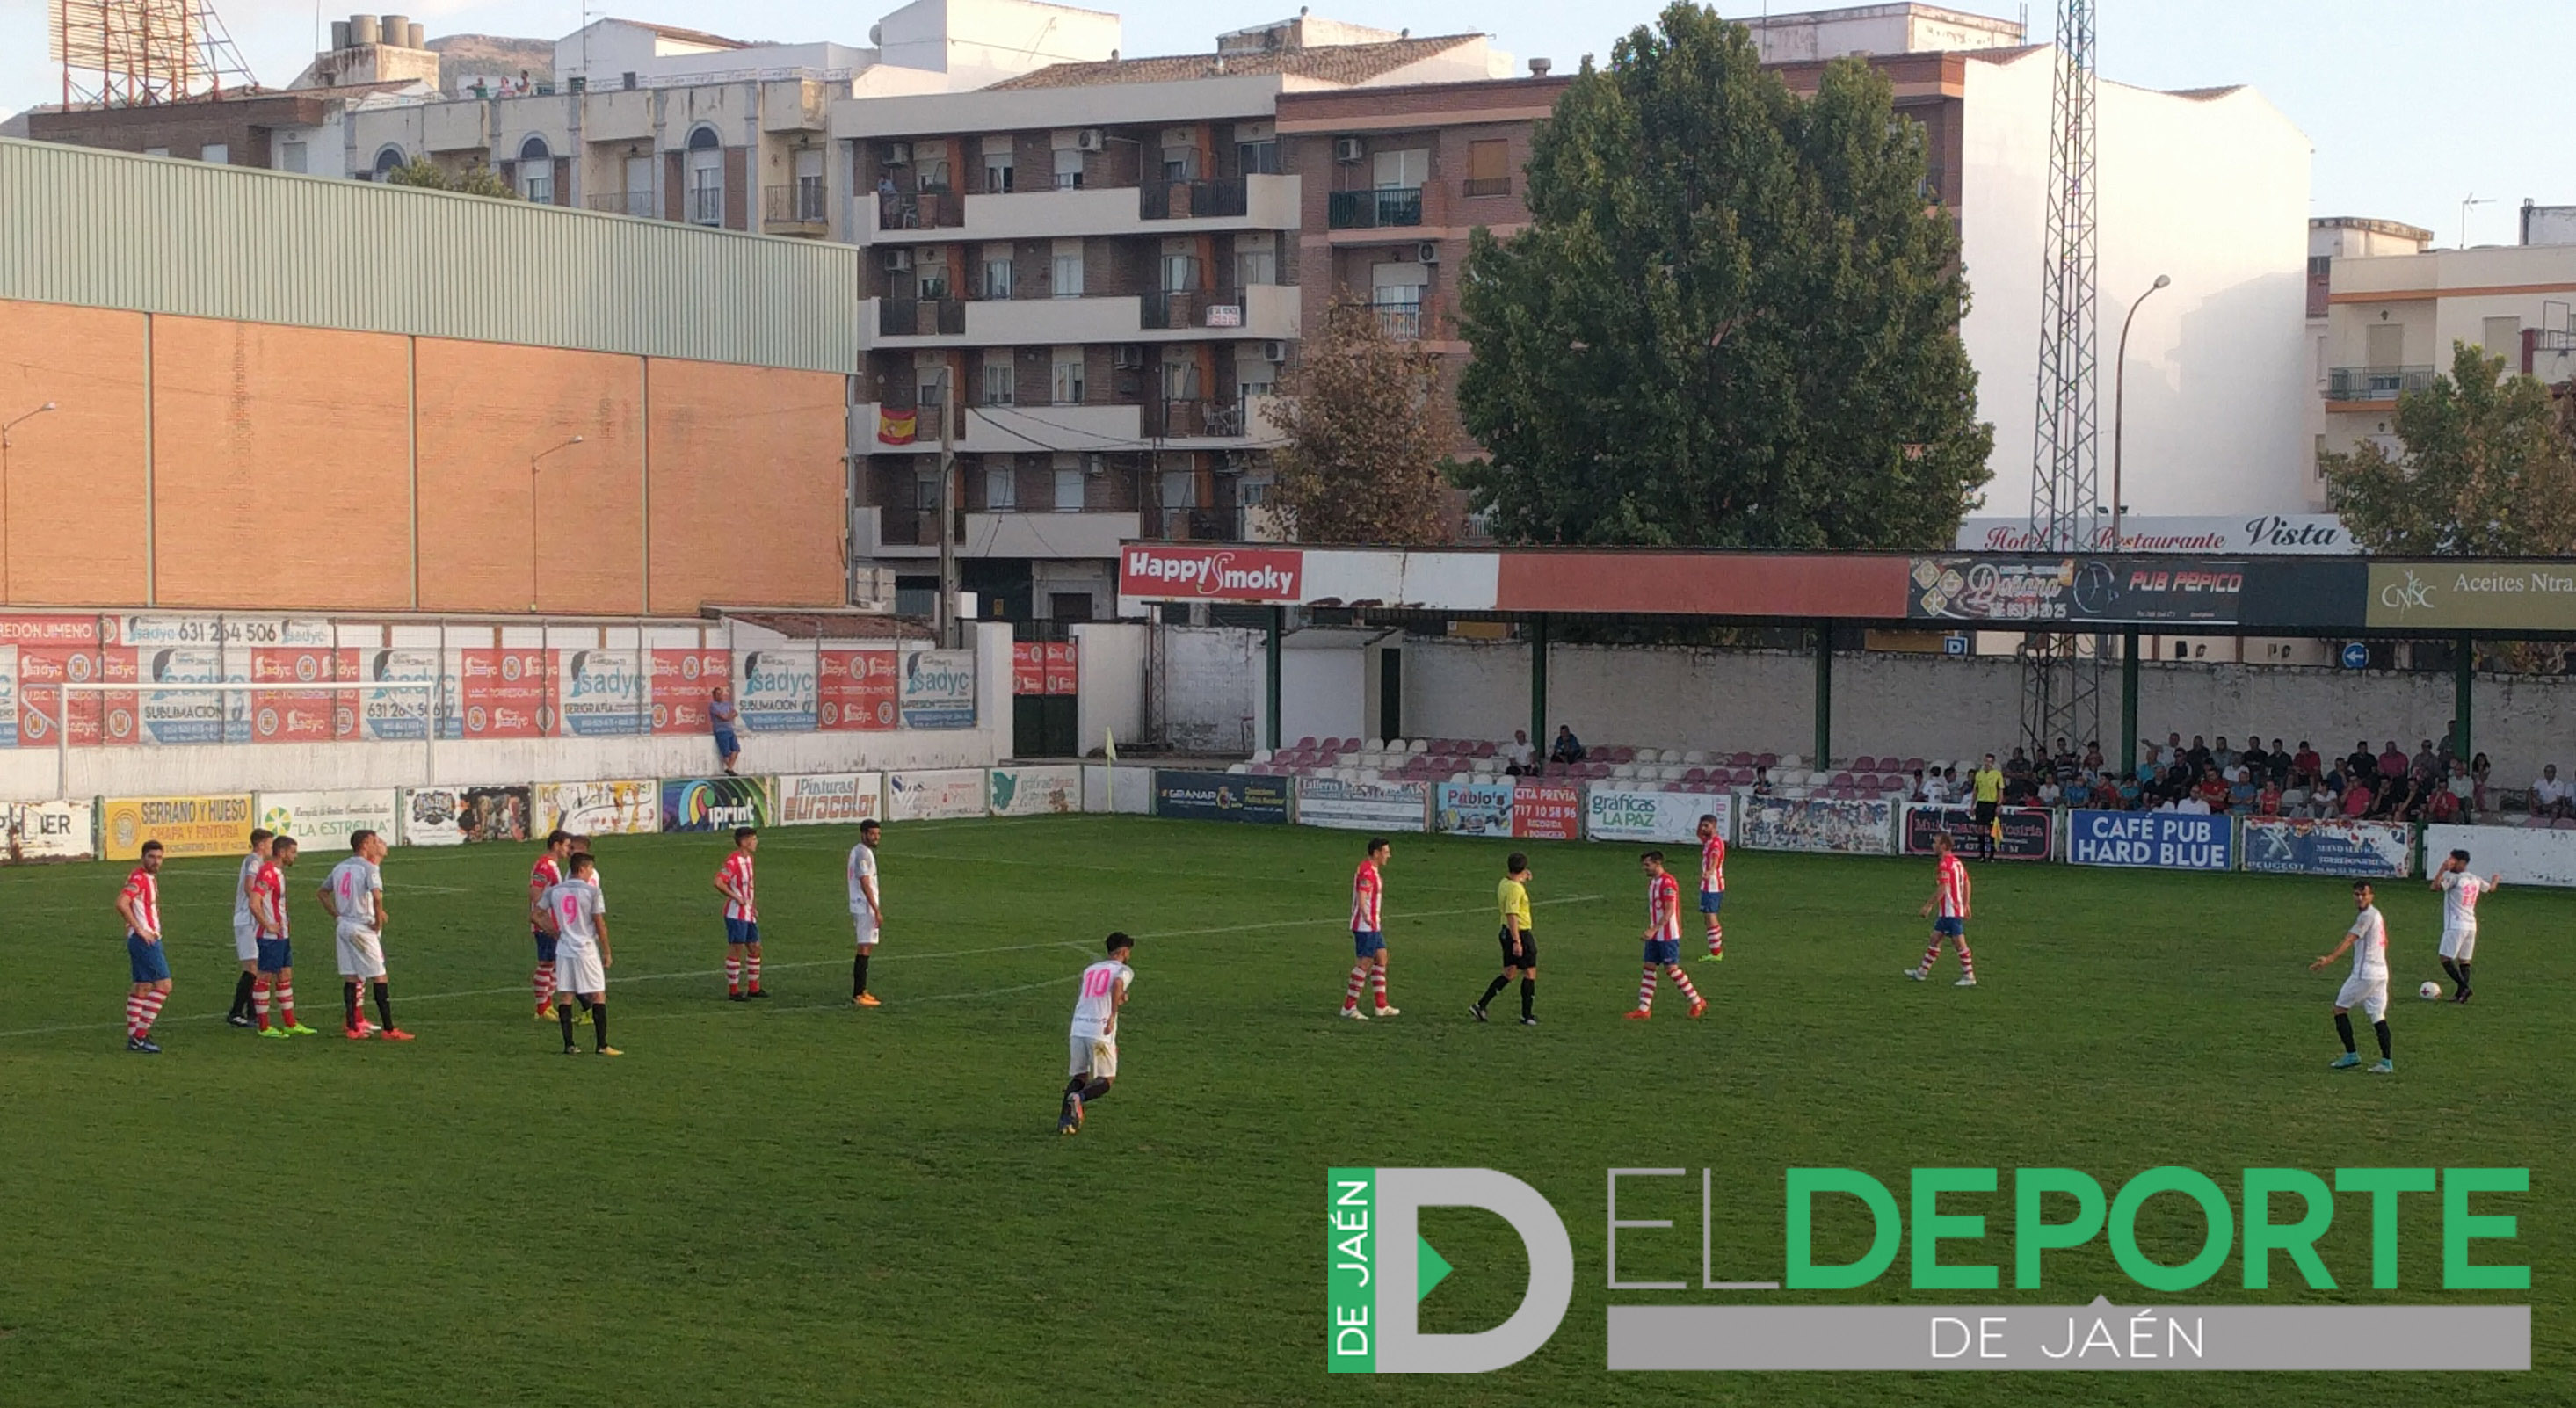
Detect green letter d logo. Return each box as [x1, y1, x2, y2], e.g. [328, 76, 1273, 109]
[1329, 1168, 1573, 1374]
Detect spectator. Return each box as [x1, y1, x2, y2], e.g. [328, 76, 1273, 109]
[2533, 764, 2572, 819]
[2228, 766, 2260, 811]
[2444, 760, 2475, 824]
[2268, 738, 2294, 786]
[2340, 777, 2374, 818]
[1911, 768, 1936, 804]
[2036, 777, 2062, 807]
[2082, 740, 2104, 773]
[2153, 731, 2182, 769]
[2240, 737, 2269, 780]
[2255, 776, 2283, 816]
[2211, 736, 2239, 773]
[2471, 752, 2493, 813]
[2282, 779, 2309, 815]
[2115, 773, 2143, 809]
[2194, 766, 2231, 813]
[2006, 746, 2034, 779]
[1751, 766, 1774, 798]
[2293, 740, 2323, 787]
[2376, 740, 2407, 780]
[709, 686, 742, 776]
[1941, 766, 1962, 801]
[2427, 780, 2461, 824]
[2412, 738, 2440, 779]
[2379, 771, 2423, 823]
[2186, 735, 2213, 773]
[1501, 729, 1535, 776]
[1549, 725, 1586, 766]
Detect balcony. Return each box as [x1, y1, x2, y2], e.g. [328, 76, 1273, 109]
[585, 190, 656, 218]
[765, 180, 828, 233]
[1149, 398, 1264, 439]
[1328, 186, 1423, 229]
[857, 504, 1141, 560]
[874, 189, 963, 232]
[686, 185, 723, 226]
[1144, 287, 1253, 331]
[1140, 177, 1248, 221]
[2326, 366, 2435, 403]
[878, 298, 968, 337]
[1462, 176, 1512, 199]
[1147, 507, 1245, 541]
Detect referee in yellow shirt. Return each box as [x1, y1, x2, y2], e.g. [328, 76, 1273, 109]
[1970, 752, 2005, 862]
[1472, 853, 1539, 1026]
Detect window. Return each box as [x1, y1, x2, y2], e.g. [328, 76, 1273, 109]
[1051, 348, 1085, 404]
[519, 135, 554, 203]
[982, 135, 1015, 193]
[916, 248, 949, 301]
[1161, 354, 1201, 401]
[1053, 454, 1085, 512]
[279, 140, 308, 174]
[1373, 148, 1427, 190]
[793, 147, 824, 221]
[1235, 232, 1276, 287]
[686, 127, 722, 225]
[200, 142, 229, 164]
[1053, 148, 1084, 189]
[624, 154, 654, 211]
[915, 472, 942, 511]
[372, 145, 405, 179]
[2483, 316, 2522, 357]
[1162, 252, 1200, 293]
[984, 463, 1018, 510]
[983, 248, 1013, 300]
[1161, 469, 1199, 510]
[1465, 139, 1509, 196]
[1372, 260, 1429, 340]
[982, 360, 1016, 405]
[1052, 239, 1084, 298]
[1237, 139, 1280, 175]
[1161, 146, 1200, 182]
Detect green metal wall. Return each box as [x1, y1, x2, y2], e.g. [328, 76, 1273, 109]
[0, 137, 860, 374]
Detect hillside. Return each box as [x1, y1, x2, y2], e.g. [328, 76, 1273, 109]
[425, 33, 555, 90]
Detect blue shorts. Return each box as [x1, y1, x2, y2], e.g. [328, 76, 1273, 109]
[1643, 938, 1680, 967]
[127, 933, 171, 984]
[726, 918, 760, 947]
[714, 728, 740, 756]
[255, 937, 292, 973]
[1353, 929, 1385, 958]
[533, 928, 558, 964]
[1933, 917, 1965, 939]
[1699, 890, 1725, 915]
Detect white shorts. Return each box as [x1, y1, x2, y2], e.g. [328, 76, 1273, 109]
[233, 916, 258, 962]
[853, 909, 881, 948]
[335, 925, 387, 979]
[1068, 1030, 1117, 1080]
[555, 941, 606, 998]
[2438, 925, 2477, 962]
[2336, 973, 2389, 1020]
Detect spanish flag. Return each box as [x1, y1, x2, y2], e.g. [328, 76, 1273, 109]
[877, 406, 918, 445]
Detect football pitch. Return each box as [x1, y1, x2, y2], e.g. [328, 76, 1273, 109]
[1, 815, 2566, 1406]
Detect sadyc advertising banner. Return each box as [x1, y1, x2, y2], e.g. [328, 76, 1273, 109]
[661, 776, 777, 832]
[2242, 816, 2413, 878]
[1434, 780, 1514, 836]
[1296, 777, 1428, 833]
[1151, 770, 1289, 824]
[1903, 804, 2057, 862]
[2069, 810, 2234, 870]
[900, 650, 978, 729]
[1738, 797, 1893, 855]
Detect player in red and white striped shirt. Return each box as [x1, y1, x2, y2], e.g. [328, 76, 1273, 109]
[116, 841, 171, 1053]
[1625, 852, 1705, 1020]
[1908, 831, 1977, 986]
[1338, 838, 1399, 1020]
[714, 827, 765, 999]
[1694, 814, 1729, 962]
[529, 830, 573, 1018]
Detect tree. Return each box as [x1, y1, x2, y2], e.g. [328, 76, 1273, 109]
[385, 158, 519, 200]
[1259, 301, 1453, 545]
[2323, 341, 2576, 556]
[1455, 2, 1992, 548]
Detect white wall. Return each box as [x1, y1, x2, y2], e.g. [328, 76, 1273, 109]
[875, 0, 1123, 90]
[1071, 621, 1144, 751]
[1958, 49, 2312, 519]
[1279, 632, 1368, 744]
[1157, 625, 1259, 753]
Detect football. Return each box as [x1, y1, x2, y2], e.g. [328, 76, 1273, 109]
[2420, 981, 2443, 999]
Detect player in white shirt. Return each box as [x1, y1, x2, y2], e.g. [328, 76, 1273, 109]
[537, 853, 618, 1056]
[1059, 933, 1135, 1136]
[2310, 881, 2394, 1073]
[320, 830, 411, 1041]
[849, 819, 885, 1007]
[2430, 848, 2501, 1004]
[225, 829, 275, 1028]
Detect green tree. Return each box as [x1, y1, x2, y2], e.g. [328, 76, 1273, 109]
[2323, 341, 2576, 555]
[1260, 302, 1453, 545]
[1455, 2, 1992, 548]
[385, 158, 519, 200]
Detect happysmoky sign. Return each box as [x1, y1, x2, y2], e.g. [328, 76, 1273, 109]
[1120, 545, 1304, 602]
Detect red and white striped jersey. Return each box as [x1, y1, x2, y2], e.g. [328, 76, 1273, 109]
[1648, 872, 1682, 940]
[1700, 835, 1727, 893]
[530, 854, 562, 923]
[120, 867, 161, 937]
[1351, 860, 1383, 932]
[1934, 853, 1971, 920]
[718, 851, 758, 921]
[250, 861, 289, 938]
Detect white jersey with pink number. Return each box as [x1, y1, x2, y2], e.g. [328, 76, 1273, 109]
[2438, 871, 2490, 932]
[1070, 960, 1132, 1040]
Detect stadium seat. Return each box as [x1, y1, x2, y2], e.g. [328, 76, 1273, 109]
[1682, 750, 1708, 766]
[1683, 767, 1708, 783]
[1474, 741, 1496, 758]
[1853, 755, 1877, 773]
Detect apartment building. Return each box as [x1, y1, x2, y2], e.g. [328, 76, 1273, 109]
[2318, 239, 2576, 461]
[836, 19, 1515, 621]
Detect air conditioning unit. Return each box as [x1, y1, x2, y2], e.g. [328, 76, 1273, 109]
[882, 141, 911, 165]
[882, 248, 912, 272]
[1262, 339, 1287, 364]
[1084, 452, 1108, 476]
[1415, 241, 1440, 264]
[1333, 137, 1364, 163]
[1075, 127, 1106, 152]
[1112, 345, 1145, 369]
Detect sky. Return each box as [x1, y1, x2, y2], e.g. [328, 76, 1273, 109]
[4, 0, 2571, 245]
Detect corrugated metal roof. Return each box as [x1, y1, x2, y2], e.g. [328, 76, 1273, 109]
[0, 136, 860, 374]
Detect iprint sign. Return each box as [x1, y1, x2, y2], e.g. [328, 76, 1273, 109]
[660, 776, 777, 832]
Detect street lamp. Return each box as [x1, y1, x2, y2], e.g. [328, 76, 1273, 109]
[2109, 275, 2171, 553]
[1, 401, 58, 603]
[528, 435, 585, 611]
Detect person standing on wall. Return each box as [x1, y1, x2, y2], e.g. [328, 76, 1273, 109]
[710, 685, 743, 777]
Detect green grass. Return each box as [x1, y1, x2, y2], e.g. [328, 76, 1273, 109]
[0, 816, 2566, 1406]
